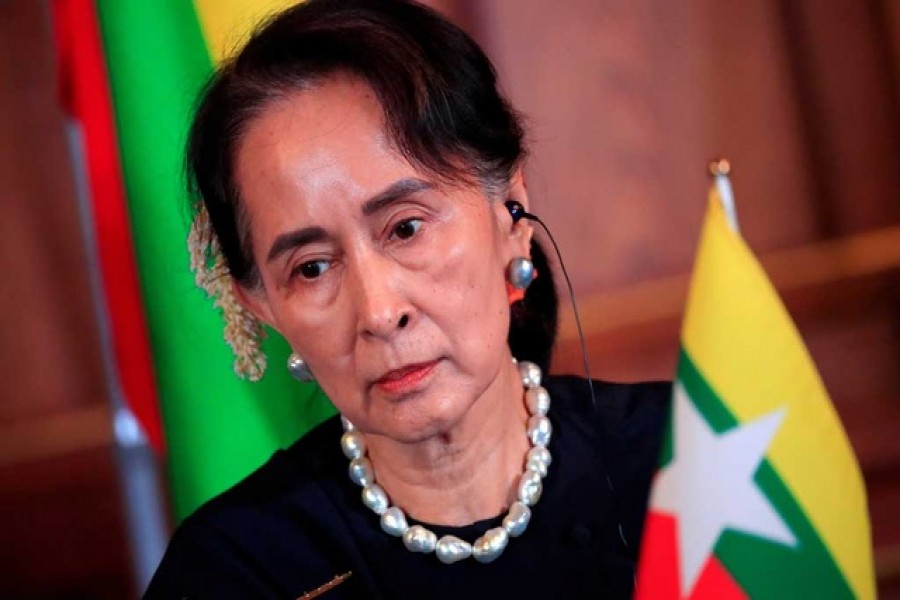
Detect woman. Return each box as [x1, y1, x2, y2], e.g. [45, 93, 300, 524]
[146, 0, 668, 597]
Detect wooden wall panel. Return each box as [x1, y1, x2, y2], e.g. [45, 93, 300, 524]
[779, 0, 900, 235]
[0, 0, 106, 422]
[471, 0, 824, 293]
[0, 1, 131, 597]
[0, 448, 132, 599]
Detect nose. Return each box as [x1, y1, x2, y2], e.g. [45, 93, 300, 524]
[350, 251, 413, 340]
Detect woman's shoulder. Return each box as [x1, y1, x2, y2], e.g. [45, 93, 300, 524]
[544, 375, 672, 555]
[544, 375, 671, 436]
[544, 374, 671, 479]
[144, 415, 361, 598]
[194, 413, 345, 521]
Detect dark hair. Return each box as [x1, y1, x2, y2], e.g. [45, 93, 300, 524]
[187, 0, 557, 369]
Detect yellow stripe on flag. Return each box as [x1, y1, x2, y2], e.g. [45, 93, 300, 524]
[193, 0, 301, 65]
[682, 188, 874, 599]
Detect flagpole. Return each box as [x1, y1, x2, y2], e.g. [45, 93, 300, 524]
[708, 157, 740, 233]
[64, 119, 169, 593]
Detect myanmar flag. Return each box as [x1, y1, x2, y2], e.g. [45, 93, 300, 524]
[53, 0, 334, 520]
[635, 172, 875, 599]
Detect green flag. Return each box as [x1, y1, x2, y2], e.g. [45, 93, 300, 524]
[94, 0, 333, 520]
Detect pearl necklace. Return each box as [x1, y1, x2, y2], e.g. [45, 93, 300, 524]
[339, 361, 553, 564]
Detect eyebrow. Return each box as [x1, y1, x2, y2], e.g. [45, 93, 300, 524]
[361, 177, 433, 217]
[266, 226, 329, 264]
[265, 178, 433, 264]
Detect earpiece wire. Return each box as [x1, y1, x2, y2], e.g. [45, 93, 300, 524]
[522, 213, 597, 409]
[523, 211, 633, 556]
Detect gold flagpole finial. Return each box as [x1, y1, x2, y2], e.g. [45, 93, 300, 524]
[706, 157, 740, 232]
[708, 157, 731, 177]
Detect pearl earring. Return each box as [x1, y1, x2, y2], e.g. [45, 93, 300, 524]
[507, 257, 535, 290]
[287, 352, 315, 382]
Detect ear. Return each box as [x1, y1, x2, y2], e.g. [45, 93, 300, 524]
[492, 166, 534, 259]
[233, 280, 277, 329]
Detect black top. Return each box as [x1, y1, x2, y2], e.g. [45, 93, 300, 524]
[145, 376, 670, 599]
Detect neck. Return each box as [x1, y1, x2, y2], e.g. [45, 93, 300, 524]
[365, 359, 529, 527]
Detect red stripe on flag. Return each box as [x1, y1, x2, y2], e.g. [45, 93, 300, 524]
[636, 513, 682, 599]
[51, 0, 165, 452]
[692, 552, 747, 600]
[636, 512, 747, 600]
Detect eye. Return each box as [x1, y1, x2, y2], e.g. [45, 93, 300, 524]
[392, 218, 423, 241]
[293, 259, 330, 280]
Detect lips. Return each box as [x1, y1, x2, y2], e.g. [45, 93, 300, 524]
[374, 360, 439, 395]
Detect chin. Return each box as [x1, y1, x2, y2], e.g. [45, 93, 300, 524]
[372, 391, 471, 445]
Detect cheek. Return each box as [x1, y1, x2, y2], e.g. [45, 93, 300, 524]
[275, 301, 355, 366]
[427, 227, 510, 344]
[257, 277, 357, 389]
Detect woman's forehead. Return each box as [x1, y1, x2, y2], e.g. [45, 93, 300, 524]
[237, 76, 392, 173]
[234, 76, 418, 216]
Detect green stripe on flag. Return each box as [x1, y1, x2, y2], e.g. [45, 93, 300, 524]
[678, 349, 855, 598]
[676, 348, 738, 432]
[97, 1, 334, 520]
[658, 409, 674, 469]
[657, 344, 734, 469]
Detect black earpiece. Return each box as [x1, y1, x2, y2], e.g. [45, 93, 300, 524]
[505, 199, 533, 224]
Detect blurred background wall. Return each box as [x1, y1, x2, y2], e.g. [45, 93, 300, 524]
[1, 0, 897, 597]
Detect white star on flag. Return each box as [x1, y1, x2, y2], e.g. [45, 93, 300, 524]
[651, 383, 797, 597]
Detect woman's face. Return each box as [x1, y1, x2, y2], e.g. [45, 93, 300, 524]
[235, 76, 532, 443]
